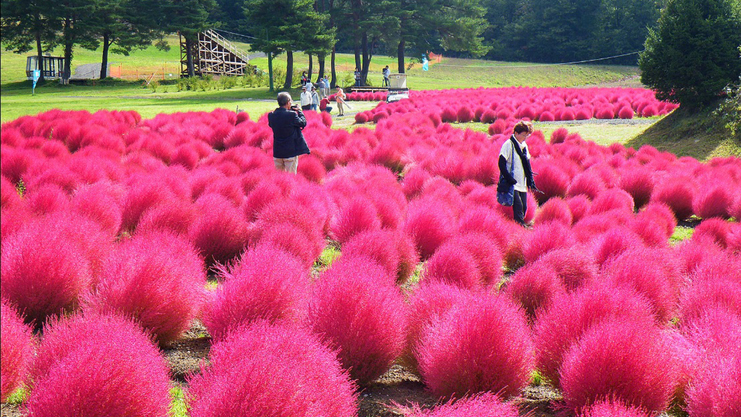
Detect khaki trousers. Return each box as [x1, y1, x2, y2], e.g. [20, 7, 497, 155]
[274, 156, 298, 174]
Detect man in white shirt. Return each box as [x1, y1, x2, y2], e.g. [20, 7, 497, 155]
[498, 120, 538, 228]
[300, 86, 313, 111]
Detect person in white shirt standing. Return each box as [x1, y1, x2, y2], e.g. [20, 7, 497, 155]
[498, 120, 539, 228]
[300, 86, 313, 111]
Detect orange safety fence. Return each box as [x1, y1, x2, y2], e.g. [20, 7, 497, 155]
[108, 63, 181, 80]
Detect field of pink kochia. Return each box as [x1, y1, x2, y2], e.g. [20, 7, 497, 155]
[1, 87, 740, 417]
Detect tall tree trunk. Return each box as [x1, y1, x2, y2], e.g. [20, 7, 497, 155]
[360, 32, 371, 85]
[284, 49, 294, 90]
[100, 33, 110, 79]
[318, 53, 326, 81]
[36, 31, 45, 82]
[63, 18, 72, 85]
[308, 53, 313, 79]
[354, 40, 361, 72]
[397, 39, 405, 74]
[331, 46, 337, 88]
[186, 37, 196, 77]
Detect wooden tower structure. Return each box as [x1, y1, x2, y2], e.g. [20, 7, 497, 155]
[180, 30, 253, 77]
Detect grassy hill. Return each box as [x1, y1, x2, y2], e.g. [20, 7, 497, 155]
[627, 105, 741, 160]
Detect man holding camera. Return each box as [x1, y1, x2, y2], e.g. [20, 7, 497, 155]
[268, 92, 310, 174]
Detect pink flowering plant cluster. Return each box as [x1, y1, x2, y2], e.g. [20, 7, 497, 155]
[1, 86, 739, 415]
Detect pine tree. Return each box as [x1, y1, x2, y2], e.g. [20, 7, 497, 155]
[639, 0, 741, 109]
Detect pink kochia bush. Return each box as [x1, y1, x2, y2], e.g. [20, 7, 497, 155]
[187, 321, 358, 417]
[416, 293, 534, 400]
[1, 216, 93, 326]
[342, 229, 419, 284]
[404, 199, 456, 260]
[559, 318, 678, 414]
[400, 392, 520, 417]
[424, 242, 483, 289]
[403, 282, 478, 374]
[505, 261, 565, 320]
[85, 230, 207, 346]
[1, 301, 35, 402]
[204, 244, 310, 341]
[26, 312, 171, 417]
[533, 283, 657, 387]
[305, 256, 407, 385]
[189, 193, 250, 266]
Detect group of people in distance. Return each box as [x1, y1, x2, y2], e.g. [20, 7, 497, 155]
[299, 73, 347, 116]
[354, 66, 391, 87]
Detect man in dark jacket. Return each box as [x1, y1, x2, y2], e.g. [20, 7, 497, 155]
[268, 92, 311, 173]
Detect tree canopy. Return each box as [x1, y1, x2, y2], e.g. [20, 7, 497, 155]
[639, 0, 741, 108]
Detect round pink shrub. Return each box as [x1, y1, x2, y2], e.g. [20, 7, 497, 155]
[523, 221, 575, 263]
[550, 127, 569, 144]
[424, 242, 483, 289]
[595, 106, 614, 119]
[27, 312, 171, 417]
[533, 283, 657, 387]
[534, 164, 570, 202]
[447, 232, 503, 285]
[489, 119, 507, 135]
[401, 392, 520, 417]
[591, 226, 645, 266]
[85, 231, 207, 346]
[136, 198, 197, 236]
[305, 256, 407, 385]
[457, 106, 474, 123]
[355, 112, 369, 123]
[589, 188, 635, 214]
[403, 282, 477, 373]
[652, 177, 696, 221]
[685, 355, 741, 417]
[189, 193, 250, 266]
[535, 197, 573, 225]
[25, 184, 70, 215]
[330, 196, 383, 245]
[204, 244, 310, 340]
[567, 195, 592, 223]
[537, 246, 597, 291]
[187, 321, 358, 417]
[560, 318, 677, 414]
[539, 111, 555, 122]
[481, 110, 497, 124]
[71, 182, 123, 236]
[680, 274, 741, 326]
[640, 202, 677, 238]
[1, 301, 35, 402]
[342, 229, 419, 283]
[440, 107, 457, 123]
[617, 106, 635, 119]
[404, 200, 456, 260]
[619, 168, 654, 209]
[120, 179, 179, 232]
[416, 294, 534, 399]
[603, 247, 682, 323]
[567, 171, 605, 200]
[641, 105, 658, 117]
[1, 218, 93, 326]
[505, 261, 565, 320]
[693, 218, 731, 248]
[693, 184, 734, 219]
